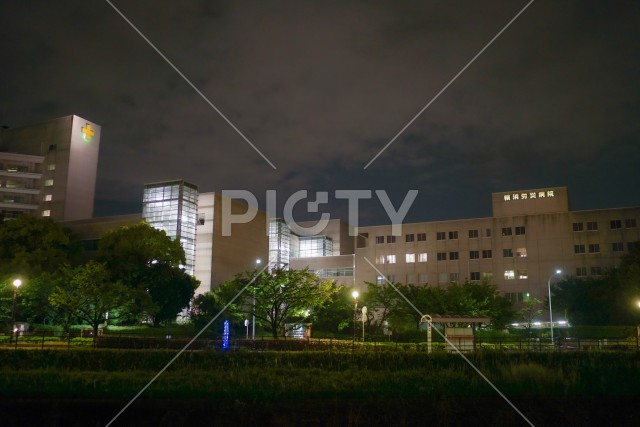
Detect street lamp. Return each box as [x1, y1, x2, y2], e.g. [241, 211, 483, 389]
[352, 290, 359, 346]
[11, 279, 22, 344]
[548, 269, 562, 343]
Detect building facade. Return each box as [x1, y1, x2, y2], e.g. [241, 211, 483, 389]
[0, 115, 101, 221]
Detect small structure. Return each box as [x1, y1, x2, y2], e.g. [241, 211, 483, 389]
[420, 315, 490, 353]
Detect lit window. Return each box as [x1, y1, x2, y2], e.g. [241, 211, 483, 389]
[375, 255, 385, 264]
[44, 194, 52, 201]
[386, 255, 396, 264]
[504, 270, 515, 280]
[44, 179, 54, 186]
[47, 164, 56, 171]
[376, 275, 385, 285]
[418, 253, 427, 262]
[517, 270, 528, 279]
[516, 248, 527, 258]
[405, 253, 415, 263]
[483, 272, 493, 280]
[42, 210, 51, 217]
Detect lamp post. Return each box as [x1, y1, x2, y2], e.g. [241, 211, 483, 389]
[361, 306, 367, 342]
[547, 269, 562, 344]
[10, 279, 22, 345]
[352, 290, 359, 347]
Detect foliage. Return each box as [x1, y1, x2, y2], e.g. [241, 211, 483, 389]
[48, 261, 136, 339]
[96, 222, 193, 323]
[214, 268, 340, 338]
[361, 279, 514, 332]
[517, 297, 543, 331]
[311, 285, 353, 333]
[0, 215, 79, 278]
[552, 247, 640, 325]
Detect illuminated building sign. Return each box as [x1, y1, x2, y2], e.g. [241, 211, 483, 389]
[503, 190, 555, 202]
[81, 124, 95, 142]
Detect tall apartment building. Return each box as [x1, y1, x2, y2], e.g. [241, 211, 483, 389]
[0, 115, 101, 221]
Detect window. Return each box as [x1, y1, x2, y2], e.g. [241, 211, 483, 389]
[436, 232, 446, 240]
[517, 270, 528, 279]
[419, 274, 428, 284]
[590, 266, 603, 276]
[44, 179, 54, 186]
[470, 272, 481, 281]
[376, 275, 385, 285]
[612, 242, 624, 252]
[43, 194, 52, 202]
[406, 234, 415, 242]
[387, 235, 396, 244]
[375, 236, 384, 244]
[574, 244, 585, 254]
[46, 164, 56, 171]
[485, 228, 492, 237]
[626, 219, 637, 228]
[386, 255, 396, 264]
[417, 233, 426, 241]
[501, 227, 512, 236]
[503, 248, 513, 257]
[449, 273, 459, 283]
[468, 229, 479, 238]
[418, 252, 427, 262]
[42, 210, 51, 217]
[483, 272, 493, 280]
[610, 220, 622, 229]
[588, 243, 600, 253]
[469, 250, 480, 260]
[405, 253, 415, 263]
[587, 221, 598, 231]
[504, 270, 515, 280]
[48, 144, 57, 151]
[449, 251, 459, 260]
[448, 231, 458, 240]
[516, 247, 527, 258]
[572, 222, 584, 232]
[387, 275, 396, 283]
[576, 267, 587, 277]
[437, 252, 446, 261]
[482, 250, 493, 259]
[506, 292, 532, 303]
[375, 255, 385, 264]
[515, 226, 525, 235]
[406, 274, 415, 284]
[629, 242, 640, 251]
[438, 273, 448, 283]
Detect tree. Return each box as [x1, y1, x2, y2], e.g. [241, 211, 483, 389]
[146, 263, 199, 326]
[217, 268, 339, 339]
[49, 261, 135, 339]
[517, 297, 543, 332]
[97, 222, 192, 322]
[0, 215, 79, 277]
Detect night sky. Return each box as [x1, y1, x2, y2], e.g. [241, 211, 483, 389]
[1, 1, 639, 226]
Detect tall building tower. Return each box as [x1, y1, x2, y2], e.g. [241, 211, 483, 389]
[0, 115, 101, 221]
[142, 180, 198, 275]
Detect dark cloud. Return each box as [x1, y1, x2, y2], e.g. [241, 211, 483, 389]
[1, 0, 639, 225]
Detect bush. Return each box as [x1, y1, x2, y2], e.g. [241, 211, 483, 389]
[31, 325, 63, 337]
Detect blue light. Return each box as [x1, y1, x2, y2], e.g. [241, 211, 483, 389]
[222, 320, 230, 350]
